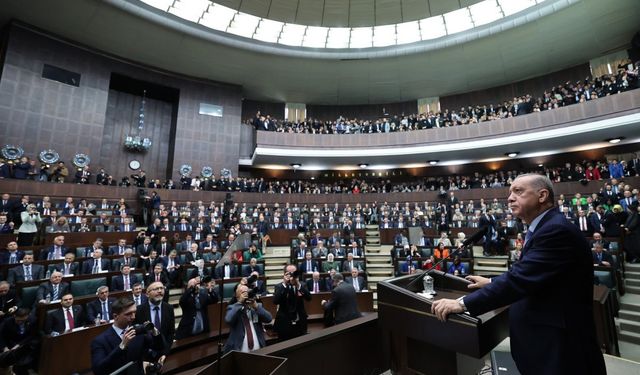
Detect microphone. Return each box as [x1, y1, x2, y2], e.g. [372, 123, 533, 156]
[460, 226, 488, 248]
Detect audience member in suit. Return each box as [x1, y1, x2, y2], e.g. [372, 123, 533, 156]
[321, 273, 362, 325]
[432, 174, 605, 375]
[574, 210, 593, 236]
[175, 277, 219, 339]
[0, 281, 19, 324]
[86, 286, 115, 323]
[273, 264, 311, 341]
[38, 235, 69, 260]
[177, 234, 195, 252]
[35, 271, 69, 304]
[91, 297, 166, 375]
[146, 263, 170, 288]
[108, 238, 131, 256]
[345, 268, 367, 292]
[141, 250, 165, 275]
[134, 282, 175, 353]
[223, 283, 273, 354]
[7, 253, 44, 286]
[82, 249, 111, 274]
[588, 232, 610, 250]
[111, 265, 139, 291]
[341, 253, 362, 272]
[622, 201, 640, 263]
[166, 250, 182, 285]
[0, 241, 24, 265]
[156, 236, 172, 257]
[44, 293, 87, 334]
[242, 258, 263, 276]
[299, 252, 319, 274]
[136, 236, 154, 257]
[306, 271, 327, 293]
[130, 283, 148, 306]
[184, 243, 203, 264]
[324, 269, 337, 292]
[0, 213, 14, 234]
[54, 252, 80, 276]
[117, 218, 136, 232]
[592, 243, 614, 267]
[0, 308, 39, 374]
[214, 257, 238, 279]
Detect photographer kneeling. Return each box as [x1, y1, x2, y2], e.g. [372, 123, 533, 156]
[223, 282, 272, 354]
[91, 297, 166, 375]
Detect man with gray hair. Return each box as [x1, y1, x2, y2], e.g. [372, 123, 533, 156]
[432, 173, 605, 375]
[321, 273, 361, 325]
[87, 286, 114, 323]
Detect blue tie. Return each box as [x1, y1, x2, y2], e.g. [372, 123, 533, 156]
[524, 230, 533, 246]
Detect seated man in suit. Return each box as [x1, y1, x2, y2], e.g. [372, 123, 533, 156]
[592, 243, 613, 267]
[36, 271, 69, 304]
[134, 282, 175, 353]
[345, 268, 367, 292]
[112, 248, 138, 271]
[80, 239, 104, 258]
[175, 277, 219, 340]
[54, 252, 79, 276]
[166, 250, 182, 285]
[156, 235, 172, 258]
[184, 243, 203, 264]
[146, 263, 170, 288]
[223, 283, 273, 354]
[214, 258, 237, 280]
[141, 249, 166, 275]
[242, 257, 263, 277]
[87, 286, 115, 324]
[91, 297, 166, 375]
[0, 281, 19, 325]
[108, 238, 130, 256]
[342, 253, 362, 273]
[39, 235, 69, 260]
[198, 234, 218, 253]
[7, 252, 44, 286]
[321, 273, 362, 325]
[328, 241, 346, 258]
[299, 251, 319, 274]
[589, 232, 610, 250]
[82, 249, 111, 274]
[131, 282, 148, 307]
[306, 271, 327, 294]
[0, 241, 24, 265]
[44, 292, 87, 334]
[294, 241, 309, 260]
[136, 236, 154, 257]
[347, 240, 363, 258]
[118, 217, 136, 232]
[111, 264, 139, 292]
[312, 241, 328, 259]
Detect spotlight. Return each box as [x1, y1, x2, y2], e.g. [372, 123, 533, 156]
[505, 152, 519, 158]
[606, 137, 625, 144]
[358, 163, 369, 168]
[290, 163, 301, 169]
[428, 160, 438, 165]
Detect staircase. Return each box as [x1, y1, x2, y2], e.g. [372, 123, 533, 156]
[363, 225, 394, 309]
[471, 246, 509, 276]
[617, 263, 640, 347]
[263, 246, 291, 293]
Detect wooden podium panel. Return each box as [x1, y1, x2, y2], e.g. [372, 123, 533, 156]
[39, 324, 110, 375]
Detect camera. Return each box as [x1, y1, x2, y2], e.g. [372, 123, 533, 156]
[132, 321, 155, 335]
[145, 362, 163, 374]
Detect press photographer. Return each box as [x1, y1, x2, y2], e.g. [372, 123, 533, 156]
[91, 297, 166, 375]
[273, 264, 311, 341]
[175, 277, 219, 340]
[223, 282, 272, 354]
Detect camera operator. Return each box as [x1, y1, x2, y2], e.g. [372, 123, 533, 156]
[50, 161, 68, 183]
[131, 170, 146, 188]
[175, 277, 219, 340]
[273, 264, 311, 341]
[223, 283, 272, 354]
[0, 307, 39, 375]
[91, 297, 166, 375]
[17, 204, 41, 247]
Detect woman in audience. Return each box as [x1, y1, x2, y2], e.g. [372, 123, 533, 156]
[447, 256, 466, 276]
[18, 204, 42, 246]
[243, 244, 263, 262]
[322, 253, 340, 272]
[50, 216, 71, 233]
[434, 242, 450, 260]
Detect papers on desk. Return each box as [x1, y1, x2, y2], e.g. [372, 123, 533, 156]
[416, 292, 435, 300]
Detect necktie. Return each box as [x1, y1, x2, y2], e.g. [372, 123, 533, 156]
[242, 311, 255, 349]
[93, 260, 98, 274]
[9, 254, 16, 264]
[524, 230, 533, 246]
[354, 278, 359, 291]
[156, 274, 160, 282]
[66, 308, 75, 331]
[162, 245, 166, 256]
[314, 282, 318, 293]
[25, 266, 32, 281]
[124, 276, 129, 290]
[102, 302, 108, 321]
[54, 246, 60, 258]
[65, 264, 70, 275]
[154, 306, 161, 328]
[119, 247, 124, 255]
[52, 285, 59, 300]
[307, 261, 311, 271]
[135, 296, 140, 305]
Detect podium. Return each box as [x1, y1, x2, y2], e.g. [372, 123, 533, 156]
[188, 351, 288, 375]
[377, 270, 509, 375]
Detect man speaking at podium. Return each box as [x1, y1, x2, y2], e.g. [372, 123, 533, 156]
[432, 174, 605, 375]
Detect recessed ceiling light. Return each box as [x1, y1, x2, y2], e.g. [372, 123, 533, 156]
[538, 163, 544, 167]
[358, 163, 369, 168]
[428, 160, 438, 165]
[310, 176, 315, 180]
[290, 163, 301, 169]
[505, 152, 519, 158]
[607, 137, 625, 144]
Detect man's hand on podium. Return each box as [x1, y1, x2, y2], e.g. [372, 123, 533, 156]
[465, 275, 490, 289]
[431, 299, 464, 322]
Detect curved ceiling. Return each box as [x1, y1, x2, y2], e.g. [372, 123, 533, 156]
[0, 0, 638, 104]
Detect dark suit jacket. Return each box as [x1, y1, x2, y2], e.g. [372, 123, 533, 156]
[175, 288, 218, 339]
[134, 301, 175, 353]
[306, 278, 327, 293]
[91, 323, 165, 375]
[38, 245, 71, 260]
[464, 209, 605, 375]
[44, 305, 87, 334]
[86, 298, 115, 322]
[146, 271, 170, 287]
[592, 251, 614, 267]
[54, 262, 80, 276]
[82, 258, 111, 274]
[323, 282, 361, 324]
[35, 281, 70, 302]
[222, 302, 272, 353]
[344, 276, 367, 292]
[111, 274, 140, 291]
[273, 282, 311, 338]
[7, 264, 44, 285]
[213, 264, 237, 279]
[299, 259, 319, 273]
[0, 250, 24, 265]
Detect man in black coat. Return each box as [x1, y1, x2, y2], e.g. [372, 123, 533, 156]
[273, 264, 311, 341]
[44, 293, 87, 334]
[321, 273, 361, 324]
[175, 277, 218, 339]
[134, 282, 175, 353]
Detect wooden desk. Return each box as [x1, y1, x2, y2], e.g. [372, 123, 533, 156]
[39, 324, 110, 375]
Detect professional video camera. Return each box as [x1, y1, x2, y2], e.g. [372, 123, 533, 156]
[132, 321, 155, 335]
[245, 274, 261, 301]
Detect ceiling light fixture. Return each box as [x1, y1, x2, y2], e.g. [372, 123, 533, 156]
[290, 163, 301, 169]
[358, 163, 369, 168]
[505, 152, 519, 158]
[428, 160, 438, 165]
[606, 137, 625, 144]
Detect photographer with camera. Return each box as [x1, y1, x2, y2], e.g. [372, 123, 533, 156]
[17, 204, 41, 247]
[50, 161, 68, 183]
[0, 307, 39, 375]
[273, 264, 311, 341]
[91, 297, 166, 375]
[175, 276, 219, 340]
[223, 282, 272, 354]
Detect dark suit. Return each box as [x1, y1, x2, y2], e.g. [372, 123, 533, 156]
[91, 324, 165, 375]
[175, 288, 218, 339]
[0, 250, 24, 265]
[112, 257, 138, 271]
[223, 302, 273, 353]
[35, 281, 70, 302]
[44, 305, 87, 334]
[306, 278, 327, 293]
[273, 282, 311, 340]
[7, 264, 44, 285]
[82, 258, 111, 274]
[464, 209, 605, 375]
[134, 301, 175, 353]
[111, 274, 140, 291]
[146, 271, 170, 287]
[54, 262, 80, 276]
[0, 289, 19, 323]
[86, 298, 115, 322]
[592, 251, 614, 267]
[213, 264, 237, 279]
[299, 259, 319, 273]
[38, 245, 71, 260]
[345, 275, 367, 292]
[323, 282, 361, 324]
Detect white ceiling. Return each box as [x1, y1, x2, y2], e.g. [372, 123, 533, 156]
[0, 0, 638, 105]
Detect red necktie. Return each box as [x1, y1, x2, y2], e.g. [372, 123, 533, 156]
[66, 308, 75, 331]
[241, 313, 255, 349]
[156, 274, 160, 282]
